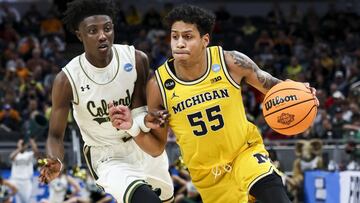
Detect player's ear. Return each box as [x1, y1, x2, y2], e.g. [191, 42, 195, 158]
[202, 33, 210, 48]
[75, 30, 82, 42]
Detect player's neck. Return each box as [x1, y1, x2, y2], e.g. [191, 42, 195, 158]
[174, 51, 207, 81]
[85, 50, 113, 68]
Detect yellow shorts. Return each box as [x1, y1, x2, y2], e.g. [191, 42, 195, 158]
[189, 143, 278, 203]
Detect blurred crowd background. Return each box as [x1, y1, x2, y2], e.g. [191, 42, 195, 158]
[0, 0, 359, 202]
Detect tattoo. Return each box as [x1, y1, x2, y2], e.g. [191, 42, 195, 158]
[229, 51, 280, 89]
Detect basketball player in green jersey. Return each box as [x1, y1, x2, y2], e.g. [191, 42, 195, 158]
[110, 4, 318, 203]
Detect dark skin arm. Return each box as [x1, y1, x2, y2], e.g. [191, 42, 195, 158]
[224, 50, 318, 103]
[109, 50, 168, 157]
[39, 71, 72, 183]
[142, 75, 170, 154]
[131, 50, 168, 156]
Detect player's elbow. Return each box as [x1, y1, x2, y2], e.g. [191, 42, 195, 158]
[150, 145, 166, 158]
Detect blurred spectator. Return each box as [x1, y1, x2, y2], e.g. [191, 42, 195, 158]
[0, 2, 21, 24]
[26, 47, 48, 70]
[0, 22, 20, 45]
[21, 3, 43, 35]
[215, 6, 231, 22]
[241, 18, 257, 37]
[330, 107, 347, 139]
[41, 35, 65, 60]
[126, 5, 141, 26]
[17, 34, 40, 61]
[166, 129, 180, 166]
[273, 30, 292, 57]
[0, 176, 17, 203]
[285, 56, 303, 80]
[142, 7, 163, 29]
[302, 5, 319, 36]
[287, 4, 302, 25]
[40, 11, 64, 38]
[0, 104, 21, 132]
[255, 30, 274, 53]
[9, 138, 39, 203]
[267, 2, 285, 26]
[41, 168, 81, 203]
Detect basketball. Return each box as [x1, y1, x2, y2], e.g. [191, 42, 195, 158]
[262, 81, 318, 136]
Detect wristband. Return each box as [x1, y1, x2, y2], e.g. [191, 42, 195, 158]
[134, 112, 151, 133]
[125, 120, 141, 137]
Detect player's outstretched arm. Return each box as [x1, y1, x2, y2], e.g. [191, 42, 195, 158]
[109, 50, 168, 157]
[39, 71, 72, 184]
[224, 50, 281, 94]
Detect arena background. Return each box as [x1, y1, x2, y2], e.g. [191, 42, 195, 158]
[0, 0, 359, 202]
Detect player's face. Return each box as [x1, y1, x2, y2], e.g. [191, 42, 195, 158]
[76, 15, 114, 61]
[170, 21, 209, 62]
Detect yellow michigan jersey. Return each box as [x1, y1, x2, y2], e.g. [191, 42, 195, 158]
[155, 46, 278, 203]
[155, 46, 262, 170]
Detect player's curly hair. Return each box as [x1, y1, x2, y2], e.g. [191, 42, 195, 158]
[62, 0, 117, 33]
[165, 4, 216, 36]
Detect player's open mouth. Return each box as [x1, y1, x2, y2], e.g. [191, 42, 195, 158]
[98, 44, 109, 51]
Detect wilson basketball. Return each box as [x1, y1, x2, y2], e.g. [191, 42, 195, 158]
[262, 81, 317, 136]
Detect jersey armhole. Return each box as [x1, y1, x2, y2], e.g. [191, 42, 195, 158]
[218, 46, 240, 89]
[63, 67, 79, 105]
[154, 70, 168, 110]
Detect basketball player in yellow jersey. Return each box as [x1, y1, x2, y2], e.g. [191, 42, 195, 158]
[109, 4, 317, 203]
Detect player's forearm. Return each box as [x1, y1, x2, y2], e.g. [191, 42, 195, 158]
[46, 134, 65, 161]
[134, 132, 166, 157]
[9, 148, 21, 160]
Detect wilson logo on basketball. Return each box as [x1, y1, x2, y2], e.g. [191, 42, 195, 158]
[277, 113, 295, 125]
[264, 95, 298, 111]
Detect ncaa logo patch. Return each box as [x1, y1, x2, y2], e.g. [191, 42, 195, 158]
[124, 63, 133, 72]
[212, 64, 220, 72]
[164, 79, 175, 90]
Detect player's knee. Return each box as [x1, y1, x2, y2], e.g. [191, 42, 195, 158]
[130, 184, 162, 203]
[250, 172, 291, 203]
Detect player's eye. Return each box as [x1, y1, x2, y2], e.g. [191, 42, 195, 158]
[184, 35, 192, 39]
[104, 24, 112, 32]
[171, 34, 179, 40]
[88, 28, 97, 34]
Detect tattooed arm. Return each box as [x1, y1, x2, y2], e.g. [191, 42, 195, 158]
[224, 50, 281, 94]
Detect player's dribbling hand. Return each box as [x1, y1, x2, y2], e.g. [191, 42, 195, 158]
[145, 110, 170, 129]
[285, 79, 319, 106]
[303, 82, 319, 106]
[38, 158, 62, 184]
[108, 102, 132, 130]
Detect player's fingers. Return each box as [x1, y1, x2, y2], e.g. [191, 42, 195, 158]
[315, 97, 320, 107]
[110, 114, 125, 121]
[117, 105, 129, 112]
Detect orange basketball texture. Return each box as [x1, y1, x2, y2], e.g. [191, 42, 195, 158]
[262, 81, 317, 136]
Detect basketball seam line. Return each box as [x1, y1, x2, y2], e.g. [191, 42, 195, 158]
[263, 87, 311, 102]
[272, 105, 317, 130]
[263, 98, 315, 118]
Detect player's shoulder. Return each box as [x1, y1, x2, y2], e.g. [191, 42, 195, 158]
[113, 44, 135, 53]
[62, 54, 81, 72]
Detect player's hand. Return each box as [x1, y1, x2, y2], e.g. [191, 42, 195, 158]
[108, 102, 132, 130]
[145, 110, 170, 129]
[16, 139, 24, 149]
[303, 82, 319, 106]
[38, 158, 62, 184]
[285, 79, 319, 106]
